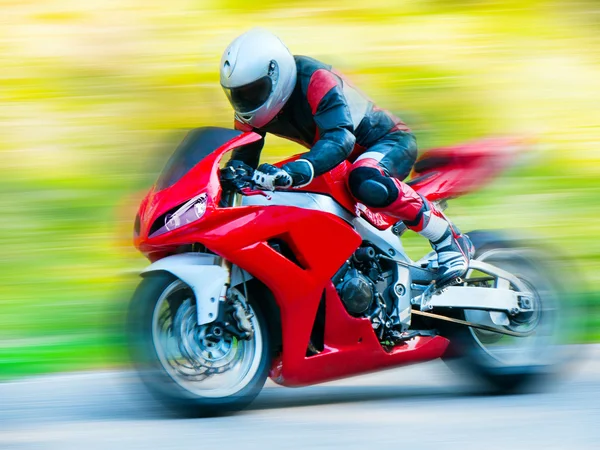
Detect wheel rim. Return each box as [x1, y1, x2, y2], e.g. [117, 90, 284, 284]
[151, 280, 263, 398]
[464, 248, 561, 368]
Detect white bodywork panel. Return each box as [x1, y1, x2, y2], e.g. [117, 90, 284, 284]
[142, 253, 242, 325]
[242, 191, 410, 262]
[423, 286, 522, 312]
[140, 191, 528, 328]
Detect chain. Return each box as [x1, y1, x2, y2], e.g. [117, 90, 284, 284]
[411, 310, 535, 337]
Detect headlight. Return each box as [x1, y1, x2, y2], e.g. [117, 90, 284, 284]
[150, 193, 207, 237]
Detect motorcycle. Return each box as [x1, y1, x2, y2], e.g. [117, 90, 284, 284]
[128, 126, 571, 416]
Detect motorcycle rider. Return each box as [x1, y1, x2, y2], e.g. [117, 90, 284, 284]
[220, 28, 469, 285]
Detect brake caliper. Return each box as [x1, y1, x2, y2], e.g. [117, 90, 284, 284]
[232, 299, 254, 339]
[219, 291, 254, 340]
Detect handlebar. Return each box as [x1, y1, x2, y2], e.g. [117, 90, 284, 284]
[219, 164, 272, 199]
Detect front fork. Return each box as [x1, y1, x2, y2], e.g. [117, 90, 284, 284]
[216, 191, 243, 295]
[215, 193, 254, 338]
[218, 257, 232, 300]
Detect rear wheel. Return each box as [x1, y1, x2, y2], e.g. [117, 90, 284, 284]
[441, 231, 573, 393]
[128, 271, 270, 416]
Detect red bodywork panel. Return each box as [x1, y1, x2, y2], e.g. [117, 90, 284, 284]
[408, 137, 526, 201]
[135, 130, 524, 386]
[277, 136, 526, 229]
[277, 156, 398, 230]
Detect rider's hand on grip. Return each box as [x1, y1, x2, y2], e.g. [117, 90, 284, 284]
[252, 163, 293, 191]
[222, 159, 255, 189]
[225, 159, 254, 178]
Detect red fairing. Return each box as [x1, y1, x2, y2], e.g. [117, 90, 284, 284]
[408, 137, 527, 202]
[135, 129, 521, 387]
[278, 155, 398, 230]
[138, 198, 449, 386]
[134, 130, 263, 258]
[270, 282, 449, 386]
[277, 137, 526, 229]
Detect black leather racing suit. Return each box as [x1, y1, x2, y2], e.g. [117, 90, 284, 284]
[232, 55, 425, 224]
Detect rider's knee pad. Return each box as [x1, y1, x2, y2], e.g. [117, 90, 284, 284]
[348, 167, 399, 208]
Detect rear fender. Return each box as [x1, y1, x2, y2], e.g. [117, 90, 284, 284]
[141, 253, 253, 325]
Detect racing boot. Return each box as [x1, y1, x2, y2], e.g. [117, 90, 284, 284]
[405, 200, 471, 287]
[356, 172, 471, 286]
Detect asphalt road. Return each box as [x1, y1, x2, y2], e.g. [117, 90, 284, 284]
[1, 346, 599, 450]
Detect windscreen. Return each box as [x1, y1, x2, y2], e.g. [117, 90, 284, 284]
[156, 127, 242, 191]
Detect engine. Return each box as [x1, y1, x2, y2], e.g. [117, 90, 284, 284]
[337, 268, 374, 315]
[334, 246, 398, 337]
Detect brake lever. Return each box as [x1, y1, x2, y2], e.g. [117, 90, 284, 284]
[240, 187, 272, 200]
[226, 169, 272, 200]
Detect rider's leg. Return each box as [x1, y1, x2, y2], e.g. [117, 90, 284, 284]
[347, 132, 469, 285]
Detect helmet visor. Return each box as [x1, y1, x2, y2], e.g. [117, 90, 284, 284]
[224, 76, 273, 114]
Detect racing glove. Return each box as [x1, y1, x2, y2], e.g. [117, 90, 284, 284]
[252, 160, 315, 191]
[225, 159, 254, 178]
[252, 164, 293, 190]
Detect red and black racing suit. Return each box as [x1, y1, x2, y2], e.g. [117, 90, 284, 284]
[231, 55, 427, 228]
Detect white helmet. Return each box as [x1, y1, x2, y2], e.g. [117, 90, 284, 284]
[220, 28, 297, 129]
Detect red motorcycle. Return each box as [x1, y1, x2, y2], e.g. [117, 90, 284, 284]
[129, 127, 569, 416]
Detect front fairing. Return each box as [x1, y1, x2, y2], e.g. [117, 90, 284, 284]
[134, 128, 263, 257]
[133, 127, 452, 388]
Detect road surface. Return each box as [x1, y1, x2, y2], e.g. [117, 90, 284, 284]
[1, 346, 599, 449]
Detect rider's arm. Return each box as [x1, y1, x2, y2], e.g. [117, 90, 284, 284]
[230, 118, 265, 169]
[284, 70, 356, 186]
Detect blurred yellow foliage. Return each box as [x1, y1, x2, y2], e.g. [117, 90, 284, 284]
[1, 0, 599, 375]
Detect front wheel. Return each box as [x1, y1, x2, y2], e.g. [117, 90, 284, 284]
[441, 231, 576, 393]
[128, 271, 270, 417]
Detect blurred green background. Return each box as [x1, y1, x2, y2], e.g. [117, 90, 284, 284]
[1, 0, 599, 378]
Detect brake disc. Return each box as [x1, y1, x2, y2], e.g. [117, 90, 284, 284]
[171, 299, 240, 376]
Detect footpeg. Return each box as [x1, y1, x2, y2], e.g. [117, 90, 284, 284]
[435, 276, 463, 291]
[412, 277, 464, 312]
